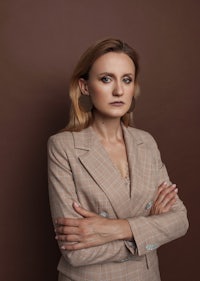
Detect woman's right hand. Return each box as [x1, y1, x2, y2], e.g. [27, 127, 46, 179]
[150, 182, 178, 215]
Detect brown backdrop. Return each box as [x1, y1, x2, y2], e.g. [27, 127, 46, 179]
[1, 1, 199, 280]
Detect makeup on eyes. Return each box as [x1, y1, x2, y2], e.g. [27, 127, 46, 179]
[98, 72, 134, 84]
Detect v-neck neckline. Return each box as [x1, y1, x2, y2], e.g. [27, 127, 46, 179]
[90, 124, 131, 182]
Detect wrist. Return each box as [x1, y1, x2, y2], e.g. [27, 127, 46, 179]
[115, 219, 133, 241]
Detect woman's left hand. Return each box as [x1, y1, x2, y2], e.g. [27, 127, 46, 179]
[150, 182, 178, 215]
[55, 202, 132, 250]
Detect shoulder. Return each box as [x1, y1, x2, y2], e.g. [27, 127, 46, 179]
[48, 130, 73, 144]
[47, 126, 93, 151]
[126, 127, 163, 166]
[48, 130, 74, 145]
[47, 131, 74, 153]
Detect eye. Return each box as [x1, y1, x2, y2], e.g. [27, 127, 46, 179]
[123, 76, 132, 84]
[101, 76, 112, 83]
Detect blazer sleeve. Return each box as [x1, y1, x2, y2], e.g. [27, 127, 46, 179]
[47, 135, 136, 267]
[126, 136, 189, 256]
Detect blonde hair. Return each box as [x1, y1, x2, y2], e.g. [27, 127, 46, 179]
[65, 38, 139, 132]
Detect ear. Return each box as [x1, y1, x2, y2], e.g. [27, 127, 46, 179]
[78, 78, 89, 95]
[134, 83, 140, 98]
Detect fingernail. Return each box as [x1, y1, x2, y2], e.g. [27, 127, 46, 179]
[74, 202, 80, 208]
[174, 188, 178, 193]
[55, 236, 58, 240]
[172, 184, 176, 188]
[163, 182, 168, 186]
[60, 245, 65, 250]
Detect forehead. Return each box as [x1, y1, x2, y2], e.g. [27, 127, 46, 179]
[90, 52, 135, 75]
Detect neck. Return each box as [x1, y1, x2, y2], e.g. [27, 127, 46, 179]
[91, 116, 123, 142]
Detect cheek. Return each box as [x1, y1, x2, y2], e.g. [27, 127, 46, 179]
[89, 86, 100, 97]
[88, 84, 99, 95]
[88, 90, 102, 106]
[88, 85, 109, 101]
[126, 88, 134, 100]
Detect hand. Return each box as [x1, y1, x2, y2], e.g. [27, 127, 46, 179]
[55, 202, 132, 250]
[150, 182, 178, 215]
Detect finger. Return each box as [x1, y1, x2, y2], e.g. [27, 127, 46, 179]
[158, 182, 177, 194]
[158, 181, 168, 190]
[156, 191, 177, 214]
[55, 218, 81, 228]
[156, 184, 177, 204]
[163, 197, 177, 210]
[55, 226, 79, 235]
[160, 192, 176, 208]
[150, 188, 177, 215]
[56, 234, 81, 242]
[160, 187, 178, 206]
[154, 182, 168, 201]
[161, 198, 177, 213]
[73, 202, 98, 218]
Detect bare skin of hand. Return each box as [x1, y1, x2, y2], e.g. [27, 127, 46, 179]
[55, 202, 132, 251]
[150, 182, 178, 215]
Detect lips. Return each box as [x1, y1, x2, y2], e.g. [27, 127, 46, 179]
[110, 101, 124, 105]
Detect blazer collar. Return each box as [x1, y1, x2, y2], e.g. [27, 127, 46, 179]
[72, 126, 96, 151]
[72, 124, 143, 151]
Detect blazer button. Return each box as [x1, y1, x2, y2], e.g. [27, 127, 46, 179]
[99, 211, 108, 218]
[119, 257, 129, 262]
[145, 201, 153, 210]
[146, 244, 158, 251]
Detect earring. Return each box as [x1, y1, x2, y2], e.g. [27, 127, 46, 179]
[127, 97, 135, 113]
[79, 94, 93, 112]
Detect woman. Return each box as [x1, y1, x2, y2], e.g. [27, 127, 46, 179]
[48, 38, 188, 281]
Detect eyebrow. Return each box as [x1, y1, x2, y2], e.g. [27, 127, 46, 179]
[98, 72, 134, 77]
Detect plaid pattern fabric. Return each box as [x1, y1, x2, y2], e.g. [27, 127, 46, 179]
[48, 125, 188, 281]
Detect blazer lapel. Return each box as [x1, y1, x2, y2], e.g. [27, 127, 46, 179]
[73, 127, 131, 218]
[73, 125, 150, 218]
[123, 126, 155, 215]
[123, 126, 142, 199]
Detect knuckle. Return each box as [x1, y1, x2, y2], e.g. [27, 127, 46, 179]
[81, 228, 88, 236]
[72, 243, 79, 250]
[161, 189, 168, 196]
[65, 235, 69, 241]
[61, 235, 65, 241]
[66, 235, 71, 241]
[61, 227, 67, 234]
[169, 193, 175, 199]
[160, 189, 165, 195]
[63, 228, 68, 235]
[166, 194, 172, 200]
[63, 218, 68, 224]
[57, 227, 61, 233]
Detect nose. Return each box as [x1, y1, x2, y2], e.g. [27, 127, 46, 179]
[113, 81, 123, 96]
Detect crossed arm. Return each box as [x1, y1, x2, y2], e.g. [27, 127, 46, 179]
[55, 182, 178, 251]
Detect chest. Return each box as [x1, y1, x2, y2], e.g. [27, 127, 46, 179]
[70, 143, 158, 218]
[101, 140, 129, 178]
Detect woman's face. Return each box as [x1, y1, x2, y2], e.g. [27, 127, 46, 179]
[79, 52, 136, 120]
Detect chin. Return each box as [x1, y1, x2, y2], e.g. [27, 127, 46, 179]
[94, 107, 128, 119]
[105, 113, 127, 119]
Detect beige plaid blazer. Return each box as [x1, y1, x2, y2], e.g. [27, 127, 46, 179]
[48, 125, 188, 281]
